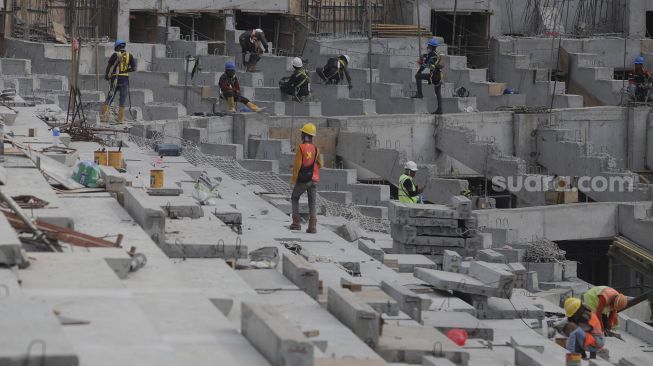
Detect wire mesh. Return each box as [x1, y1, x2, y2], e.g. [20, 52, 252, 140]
[127, 131, 390, 233]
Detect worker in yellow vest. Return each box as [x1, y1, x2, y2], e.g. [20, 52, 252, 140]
[398, 161, 423, 203]
[289, 123, 322, 233]
[100, 39, 136, 124]
[583, 286, 629, 334]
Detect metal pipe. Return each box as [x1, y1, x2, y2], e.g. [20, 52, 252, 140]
[0, 189, 56, 251]
[452, 0, 458, 55]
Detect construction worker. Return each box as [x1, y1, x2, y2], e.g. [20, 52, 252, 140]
[289, 123, 322, 234]
[412, 38, 444, 114]
[101, 39, 136, 124]
[316, 54, 353, 89]
[583, 286, 629, 335]
[239, 28, 268, 72]
[399, 161, 424, 203]
[279, 57, 310, 101]
[564, 297, 605, 359]
[630, 56, 651, 102]
[219, 61, 262, 113]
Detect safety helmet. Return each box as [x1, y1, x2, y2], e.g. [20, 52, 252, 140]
[340, 54, 351, 64]
[427, 38, 439, 48]
[564, 297, 582, 318]
[225, 61, 236, 71]
[634, 56, 645, 65]
[255, 28, 263, 34]
[613, 293, 628, 311]
[300, 123, 317, 137]
[405, 161, 418, 172]
[115, 39, 126, 48]
[292, 57, 303, 68]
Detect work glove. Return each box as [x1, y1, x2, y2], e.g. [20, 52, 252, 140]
[104, 74, 111, 81]
[264, 47, 269, 53]
[348, 84, 353, 90]
[418, 57, 424, 65]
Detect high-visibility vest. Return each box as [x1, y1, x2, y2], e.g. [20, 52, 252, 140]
[398, 174, 418, 203]
[298, 143, 320, 182]
[584, 286, 617, 315]
[116, 51, 131, 77]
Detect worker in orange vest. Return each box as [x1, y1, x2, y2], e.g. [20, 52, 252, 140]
[565, 297, 605, 359]
[583, 286, 629, 334]
[289, 123, 322, 234]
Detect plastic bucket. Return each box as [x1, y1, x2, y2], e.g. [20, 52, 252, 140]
[94, 150, 108, 166]
[108, 151, 122, 169]
[150, 169, 164, 188]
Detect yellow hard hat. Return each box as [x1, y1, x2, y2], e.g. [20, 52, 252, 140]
[613, 293, 628, 311]
[564, 297, 582, 318]
[300, 123, 317, 137]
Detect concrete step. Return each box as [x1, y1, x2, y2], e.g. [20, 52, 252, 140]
[0, 58, 31, 75]
[375, 96, 428, 114]
[250, 100, 285, 115]
[141, 102, 186, 120]
[247, 138, 291, 160]
[283, 101, 322, 116]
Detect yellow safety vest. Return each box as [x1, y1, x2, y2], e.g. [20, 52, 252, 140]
[116, 51, 131, 77]
[398, 174, 418, 203]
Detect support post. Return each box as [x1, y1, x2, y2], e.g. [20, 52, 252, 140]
[367, 0, 372, 99]
[452, 0, 458, 55]
[416, 0, 421, 57]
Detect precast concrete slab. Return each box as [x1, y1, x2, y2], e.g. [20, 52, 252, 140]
[354, 288, 399, 316]
[383, 254, 437, 273]
[326, 287, 380, 348]
[414, 268, 511, 299]
[282, 254, 321, 300]
[376, 324, 469, 365]
[421, 311, 494, 341]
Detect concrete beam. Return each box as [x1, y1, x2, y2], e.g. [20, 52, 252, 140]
[122, 187, 166, 243]
[241, 302, 314, 366]
[380, 281, 423, 323]
[326, 287, 380, 348]
[282, 254, 320, 300]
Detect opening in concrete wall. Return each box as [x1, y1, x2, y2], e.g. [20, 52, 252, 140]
[558, 239, 610, 286]
[171, 13, 225, 42]
[129, 11, 160, 44]
[647, 11, 653, 38]
[431, 11, 490, 69]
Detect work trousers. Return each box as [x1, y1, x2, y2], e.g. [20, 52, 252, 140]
[291, 180, 317, 217]
[221, 90, 250, 105]
[415, 73, 442, 113]
[105, 77, 129, 107]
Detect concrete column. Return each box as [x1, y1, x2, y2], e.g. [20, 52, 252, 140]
[117, 0, 131, 42]
[627, 106, 649, 170]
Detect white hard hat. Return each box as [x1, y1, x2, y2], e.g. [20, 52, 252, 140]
[405, 161, 418, 172]
[255, 28, 263, 33]
[292, 57, 303, 68]
[342, 54, 350, 64]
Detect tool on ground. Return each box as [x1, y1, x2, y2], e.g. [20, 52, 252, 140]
[0, 189, 57, 251]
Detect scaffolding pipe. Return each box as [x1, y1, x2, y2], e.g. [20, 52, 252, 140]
[416, 0, 421, 57]
[367, 0, 372, 99]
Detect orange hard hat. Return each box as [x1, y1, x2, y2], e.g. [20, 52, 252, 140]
[613, 293, 628, 311]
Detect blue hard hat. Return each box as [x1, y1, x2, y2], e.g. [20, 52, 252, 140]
[115, 39, 126, 48]
[634, 56, 645, 65]
[427, 38, 439, 48]
[225, 61, 236, 71]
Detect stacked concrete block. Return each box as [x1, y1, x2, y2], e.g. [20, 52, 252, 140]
[326, 287, 380, 348]
[241, 302, 314, 366]
[388, 197, 477, 256]
[414, 267, 513, 299]
[525, 262, 563, 282]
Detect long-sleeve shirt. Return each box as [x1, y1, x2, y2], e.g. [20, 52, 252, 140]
[402, 177, 419, 197]
[286, 68, 310, 96]
[105, 51, 136, 78]
[291, 143, 322, 184]
[323, 58, 352, 85]
[219, 73, 240, 95]
[418, 50, 442, 75]
[239, 30, 268, 53]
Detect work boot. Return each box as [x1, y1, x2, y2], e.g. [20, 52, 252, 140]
[227, 96, 236, 113]
[411, 93, 423, 99]
[117, 106, 125, 124]
[289, 214, 302, 230]
[433, 108, 442, 115]
[100, 104, 110, 122]
[246, 102, 265, 113]
[306, 216, 317, 234]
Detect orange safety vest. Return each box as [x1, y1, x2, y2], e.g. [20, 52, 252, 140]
[299, 143, 320, 182]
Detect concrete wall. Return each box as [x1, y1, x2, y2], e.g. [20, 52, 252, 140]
[328, 114, 437, 163]
[117, 0, 289, 41]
